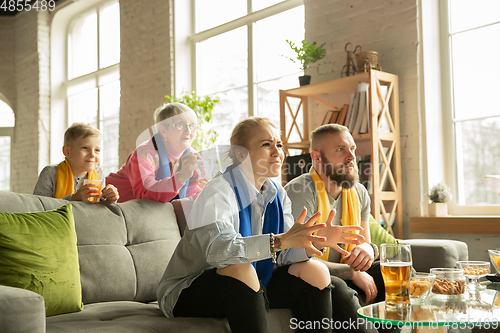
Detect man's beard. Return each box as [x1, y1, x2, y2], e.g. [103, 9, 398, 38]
[320, 151, 359, 189]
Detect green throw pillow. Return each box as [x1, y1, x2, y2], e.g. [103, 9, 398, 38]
[0, 203, 83, 316]
[369, 214, 399, 260]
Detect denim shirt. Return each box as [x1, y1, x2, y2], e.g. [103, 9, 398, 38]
[156, 171, 310, 318]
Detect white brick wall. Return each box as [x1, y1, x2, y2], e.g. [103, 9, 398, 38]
[38, 10, 50, 183]
[119, 0, 173, 165]
[305, 0, 421, 237]
[11, 10, 50, 194]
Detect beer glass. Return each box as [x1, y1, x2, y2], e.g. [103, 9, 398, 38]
[380, 243, 412, 309]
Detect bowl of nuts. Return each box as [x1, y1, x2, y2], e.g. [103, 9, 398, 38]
[456, 261, 490, 279]
[409, 272, 436, 301]
[429, 268, 466, 298]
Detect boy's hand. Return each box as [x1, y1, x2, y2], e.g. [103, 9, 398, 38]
[72, 184, 100, 202]
[102, 184, 119, 203]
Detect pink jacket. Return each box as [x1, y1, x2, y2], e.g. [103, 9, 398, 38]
[106, 138, 199, 203]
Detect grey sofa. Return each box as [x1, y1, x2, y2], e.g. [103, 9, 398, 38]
[0, 191, 468, 333]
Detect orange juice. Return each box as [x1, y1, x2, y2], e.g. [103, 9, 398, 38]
[494, 292, 500, 307]
[83, 179, 102, 202]
[492, 256, 500, 271]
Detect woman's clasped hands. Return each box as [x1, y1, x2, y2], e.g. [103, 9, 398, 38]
[277, 207, 364, 257]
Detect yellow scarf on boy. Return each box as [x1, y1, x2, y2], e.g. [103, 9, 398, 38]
[55, 159, 99, 199]
[309, 166, 360, 263]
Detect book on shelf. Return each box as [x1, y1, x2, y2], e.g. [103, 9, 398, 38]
[344, 92, 357, 131]
[350, 82, 369, 135]
[329, 110, 340, 124]
[321, 110, 334, 125]
[321, 110, 341, 125]
[337, 104, 349, 125]
[351, 92, 365, 135]
[347, 85, 362, 132]
[359, 89, 370, 134]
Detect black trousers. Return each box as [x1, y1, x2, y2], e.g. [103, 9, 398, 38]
[173, 265, 333, 333]
[345, 260, 386, 305]
[329, 276, 379, 333]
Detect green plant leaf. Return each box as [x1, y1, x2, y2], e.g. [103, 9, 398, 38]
[285, 39, 326, 71]
[427, 183, 452, 203]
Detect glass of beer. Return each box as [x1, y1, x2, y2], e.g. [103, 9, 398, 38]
[83, 179, 102, 202]
[380, 243, 412, 309]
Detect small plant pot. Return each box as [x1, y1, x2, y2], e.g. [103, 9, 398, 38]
[299, 75, 311, 86]
[428, 203, 448, 217]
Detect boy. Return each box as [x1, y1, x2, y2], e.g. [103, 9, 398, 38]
[33, 123, 119, 203]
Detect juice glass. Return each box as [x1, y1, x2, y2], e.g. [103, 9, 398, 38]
[83, 179, 102, 202]
[380, 243, 412, 309]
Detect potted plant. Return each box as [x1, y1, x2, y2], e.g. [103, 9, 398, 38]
[285, 39, 326, 86]
[164, 90, 219, 151]
[426, 183, 452, 216]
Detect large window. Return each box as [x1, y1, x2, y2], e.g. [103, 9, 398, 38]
[193, 0, 305, 145]
[443, 0, 500, 213]
[0, 99, 14, 191]
[66, 0, 120, 176]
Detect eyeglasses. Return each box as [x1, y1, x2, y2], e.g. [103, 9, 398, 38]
[168, 122, 198, 131]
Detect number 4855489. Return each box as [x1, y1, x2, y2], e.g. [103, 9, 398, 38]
[0, 0, 56, 12]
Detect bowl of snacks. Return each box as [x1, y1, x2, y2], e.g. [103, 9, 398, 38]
[409, 272, 436, 301]
[456, 261, 490, 279]
[429, 268, 466, 297]
[488, 249, 500, 275]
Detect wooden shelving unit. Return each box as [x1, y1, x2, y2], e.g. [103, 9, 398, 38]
[279, 70, 403, 238]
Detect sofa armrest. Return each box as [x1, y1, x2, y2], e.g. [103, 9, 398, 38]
[0, 285, 46, 333]
[400, 239, 468, 273]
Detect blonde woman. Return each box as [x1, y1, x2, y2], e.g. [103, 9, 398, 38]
[157, 117, 364, 333]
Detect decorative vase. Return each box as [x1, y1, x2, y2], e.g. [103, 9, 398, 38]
[299, 75, 311, 86]
[428, 203, 448, 217]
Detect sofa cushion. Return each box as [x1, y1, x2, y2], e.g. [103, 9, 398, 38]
[369, 215, 398, 259]
[0, 203, 83, 316]
[401, 239, 469, 272]
[70, 199, 181, 304]
[45, 301, 294, 333]
[0, 285, 46, 333]
[0, 191, 181, 305]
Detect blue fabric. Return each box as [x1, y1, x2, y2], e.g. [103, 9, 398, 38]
[153, 133, 190, 199]
[223, 164, 284, 287]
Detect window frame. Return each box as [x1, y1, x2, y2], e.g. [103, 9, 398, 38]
[50, 0, 120, 174]
[0, 95, 14, 191]
[439, 0, 500, 215]
[189, 0, 304, 117]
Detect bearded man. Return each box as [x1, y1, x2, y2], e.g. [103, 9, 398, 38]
[284, 124, 385, 309]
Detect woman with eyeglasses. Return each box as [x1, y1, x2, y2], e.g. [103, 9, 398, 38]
[106, 102, 203, 204]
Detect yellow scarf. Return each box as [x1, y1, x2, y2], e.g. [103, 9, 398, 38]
[55, 159, 99, 199]
[309, 166, 361, 263]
